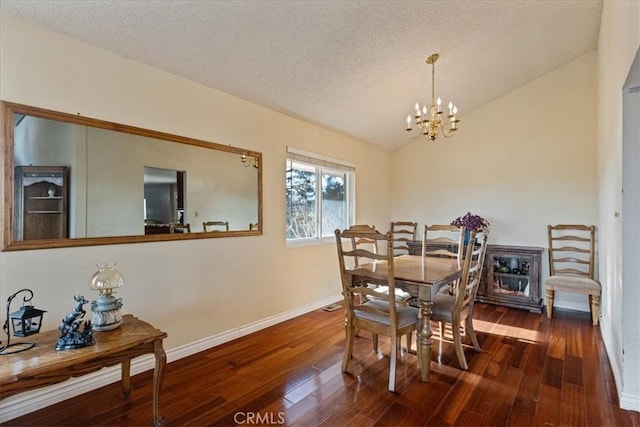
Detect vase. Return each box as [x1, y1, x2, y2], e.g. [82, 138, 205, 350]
[463, 229, 471, 245]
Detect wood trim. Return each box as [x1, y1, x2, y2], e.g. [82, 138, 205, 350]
[1, 101, 263, 251]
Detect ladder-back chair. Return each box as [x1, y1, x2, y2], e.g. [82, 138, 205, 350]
[421, 224, 465, 259]
[431, 230, 488, 369]
[169, 223, 191, 233]
[545, 225, 601, 325]
[335, 226, 418, 392]
[390, 221, 418, 256]
[203, 221, 229, 232]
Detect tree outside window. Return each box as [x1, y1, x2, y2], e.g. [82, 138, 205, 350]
[286, 159, 352, 242]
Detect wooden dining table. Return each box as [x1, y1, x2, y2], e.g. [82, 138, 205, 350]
[350, 254, 465, 382]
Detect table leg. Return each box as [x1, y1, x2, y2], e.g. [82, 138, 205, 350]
[153, 339, 167, 427]
[120, 359, 132, 397]
[417, 299, 433, 382]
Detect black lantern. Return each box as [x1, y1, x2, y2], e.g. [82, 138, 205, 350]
[0, 289, 46, 355]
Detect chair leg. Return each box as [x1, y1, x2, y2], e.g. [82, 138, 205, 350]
[342, 324, 355, 372]
[466, 317, 481, 352]
[590, 293, 600, 326]
[452, 321, 468, 370]
[372, 333, 379, 352]
[439, 321, 445, 339]
[546, 289, 554, 319]
[388, 334, 397, 392]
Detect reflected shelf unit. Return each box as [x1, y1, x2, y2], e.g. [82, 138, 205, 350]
[14, 166, 70, 241]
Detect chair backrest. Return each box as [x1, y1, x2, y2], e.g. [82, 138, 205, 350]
[467, 230, 489, 302]
[421, 224, 465, 259]
[169, 223, 191, 233]
[390, 221, 417, 256]
[453, 230, 484, 314]
[349, 225, 379, 266]
[547, 224, 595, 279]
[203, 221, 229, 232]
[335, 226, 398, 322]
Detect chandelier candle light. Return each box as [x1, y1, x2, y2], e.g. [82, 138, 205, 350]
[406, 53, 460, 141]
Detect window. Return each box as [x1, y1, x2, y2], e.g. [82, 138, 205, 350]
[286, 147, 355, 245]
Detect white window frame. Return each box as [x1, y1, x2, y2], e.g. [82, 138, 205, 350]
[286, 147, 355, 247]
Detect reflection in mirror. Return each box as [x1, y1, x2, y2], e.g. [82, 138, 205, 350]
[143, 166, 186, 234]
[2, 102, 262, 251]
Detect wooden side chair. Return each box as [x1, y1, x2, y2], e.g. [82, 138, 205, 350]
[335, 226, 418, 392]
[169, 223, 191, 233]
[349, 225, 413, 350]
[431, 230, 489, 370]
[203, 221, 229, 232]
[421, 224, 465, 259]
[390, 221, 418, 256]
[545, 225, 601, 325]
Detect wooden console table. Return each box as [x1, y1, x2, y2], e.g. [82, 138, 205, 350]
[0, 314, 167, 426]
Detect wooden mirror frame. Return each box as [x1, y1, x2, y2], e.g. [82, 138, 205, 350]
[1, 101, 263, 251]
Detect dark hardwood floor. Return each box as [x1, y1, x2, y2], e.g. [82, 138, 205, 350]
[5, 303, 639, 426]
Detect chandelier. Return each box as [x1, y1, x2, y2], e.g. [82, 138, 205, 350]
[241, 154, 258, 168]
[405, 53, 459, 141]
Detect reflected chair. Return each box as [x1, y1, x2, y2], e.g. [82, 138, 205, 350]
[203, 221, 229, 232]
[169, 223, 191, 233]
[249, 223, 259, 231]
[431, 230, 489, 370]
[335, 226, 418, 392]
[421, 224, 465, 259]
[390, 221, 418, 256]
[545, 225, 601, 325]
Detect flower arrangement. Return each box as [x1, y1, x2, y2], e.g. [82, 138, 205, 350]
[451, 212, 490, 232]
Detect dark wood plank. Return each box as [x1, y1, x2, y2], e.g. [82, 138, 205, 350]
[4, 304, 639, 426]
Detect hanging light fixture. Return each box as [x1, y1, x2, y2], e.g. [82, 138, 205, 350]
[241, 154, 258, 168]
[405, 53, 460, 141]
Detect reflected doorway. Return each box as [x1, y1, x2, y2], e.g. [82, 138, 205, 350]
[143, 166, 186, 234]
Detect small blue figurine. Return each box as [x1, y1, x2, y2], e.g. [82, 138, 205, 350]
[55, 295, 95, 351]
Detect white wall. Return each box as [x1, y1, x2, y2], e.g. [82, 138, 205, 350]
[392, 51, 598, 312]
[597, 0, 640, 411]
[0, 16, 391, 417]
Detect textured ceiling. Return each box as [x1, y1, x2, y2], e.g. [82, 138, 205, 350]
[0, 1, 603, 150]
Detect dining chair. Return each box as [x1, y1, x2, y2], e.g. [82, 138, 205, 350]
[421, 224, 465, 259]
[169, 223, 191, 233]
[349, 225, 413, 350]
[390, 221, 418, 256]
[430, 230, 488, 370]
[545, 224, 601, 325]
[203, 221, 229, 232]
[335, 227, 418, 392]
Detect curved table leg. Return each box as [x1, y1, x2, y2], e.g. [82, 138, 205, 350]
[417, 299, 434, 382]
[153, 340, 167, 427]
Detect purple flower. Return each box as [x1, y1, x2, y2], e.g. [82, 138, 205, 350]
[451, 212, 489, 231]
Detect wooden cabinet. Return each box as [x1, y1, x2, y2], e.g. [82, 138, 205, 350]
[408, 241, 544, 312]
[477, 245, 544, 312]
[14, 166, 69, 240]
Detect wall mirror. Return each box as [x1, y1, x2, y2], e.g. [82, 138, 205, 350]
[1, 101, 262, 251]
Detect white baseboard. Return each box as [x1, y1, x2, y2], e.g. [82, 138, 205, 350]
[0, 295, 341, 423]
[620, 391, 640, 412]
